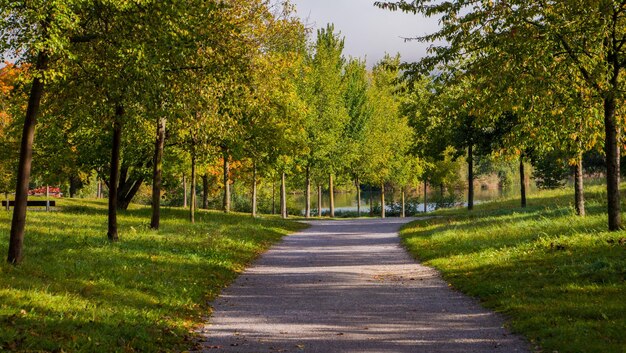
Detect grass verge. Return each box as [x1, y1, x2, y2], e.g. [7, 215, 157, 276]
[0, 199, 305, 352]
[401, 184, 626, 353]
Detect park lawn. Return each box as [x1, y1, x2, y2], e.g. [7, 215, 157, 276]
[401, 184, 626, 353]
[0, 199, 306, 352]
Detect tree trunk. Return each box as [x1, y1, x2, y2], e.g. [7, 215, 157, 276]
[369, 185, 374, 217]
[97, 178, 102, 199]
[8, 51, 48, 264]
[117, 176, 143, 210]
[356, 177, 361, 217]
[272, 176, 276, 215]
[69, 176, 81, 198]
[519, 156, 527, 208]
[4, 192, 8, 211]
[305, 166, 311, 218]
[401, 187, 405, 218]
[222, 150, 230, 213]
[604, 96, 621, 230]
[423, 180, 427, 213]
[317, 185, 322, 217]
[468, 144, 474, 211]
[190, 149, 196, 223]
[574, 153, 585, 217]
[252, 162, 257, 217]
[280, 172, 287, 219]
[380, 183, 385, 218]
[329, 174, 335, 218]
[45, 185, 50, 212]
[107, 110, 123, 242]
[150, 117, 166, 230]
[202, 174, 209, 209]
[182, 175, 187, 208]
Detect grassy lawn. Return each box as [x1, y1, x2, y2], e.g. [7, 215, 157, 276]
[0, 199, 305, 352]
[401, 184, 626, 353]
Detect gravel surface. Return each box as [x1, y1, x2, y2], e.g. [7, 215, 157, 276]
[195, 218, 530, 353]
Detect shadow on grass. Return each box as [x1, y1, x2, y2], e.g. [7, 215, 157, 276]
[401, 184, 626, 353]
[0, 200, 305, 352]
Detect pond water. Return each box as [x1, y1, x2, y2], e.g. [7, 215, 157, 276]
[286, 185, 531, 215]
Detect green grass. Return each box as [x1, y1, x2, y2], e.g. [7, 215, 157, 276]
[0, 199, 306, 352]
[401, 184, 626, 353]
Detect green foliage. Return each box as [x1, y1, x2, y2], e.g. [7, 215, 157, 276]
[401, 184, 626, 353]
[0, 199, 305, 352]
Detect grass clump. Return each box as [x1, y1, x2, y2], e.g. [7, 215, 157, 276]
[0, 199, 305, 352]
[401, 184, 626, 353]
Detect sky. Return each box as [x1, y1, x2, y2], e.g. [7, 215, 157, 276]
[290, 0, 441, 66]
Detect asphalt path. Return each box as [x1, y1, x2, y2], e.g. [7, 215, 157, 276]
[196, 218, 530, 353]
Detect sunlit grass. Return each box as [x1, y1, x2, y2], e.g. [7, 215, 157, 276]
[401, 183, 626, 353]
[0, 199, 306, 352]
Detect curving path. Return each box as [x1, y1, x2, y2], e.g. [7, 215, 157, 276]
[195, 218, 530, 353]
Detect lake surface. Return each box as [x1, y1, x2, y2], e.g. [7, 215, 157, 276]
[286, 186, 530, 215]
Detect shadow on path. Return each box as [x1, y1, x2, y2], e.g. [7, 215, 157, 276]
[195, 218, 530, 353]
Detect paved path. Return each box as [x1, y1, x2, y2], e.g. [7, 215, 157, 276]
[196, 218, 530, 353]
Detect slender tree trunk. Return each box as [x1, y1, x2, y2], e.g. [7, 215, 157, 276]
[150, 117, 166, 230]
[317, 185, 322, 217]
[520, 156, 527, 208]
[190, 147, 197, 223]
[202, 174, 209, 209]
[356, 177, 361, 217]
[97, 178, 102, 199]
[329, 174, 335, 218]
[280, 172, 287, 219]
[252, 162, 257, 217]
[380, 184, 385, 218]
[45, 185, 50, 212]
[305, 166, 311, 218]
[107, 110, 123, 242]
[369, 185, 374, 217]
[604, 96, 621, 230]
[8, 51, 48, 264]
[182, 175, 187, 208]
[468, 145, 474, 211]
[401, 187, 405, 218]
[574, 153, 585, 217]
[423, 180, 427, 213]
[222, 151, 230, 213]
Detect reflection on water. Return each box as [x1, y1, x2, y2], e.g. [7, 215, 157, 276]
[287, 186, 528, 214]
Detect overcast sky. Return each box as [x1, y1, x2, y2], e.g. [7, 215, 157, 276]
[291, 0, 441, 66]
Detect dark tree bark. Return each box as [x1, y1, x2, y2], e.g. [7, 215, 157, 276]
[182, 175, 187, 208]
[401, 187, 405, 218]
[317, 185, 322, 217]
[69, 176, 83, 198]
[380, 183, 386, 218]
[252, 162, 257, 217]
[280, 172, 287, 219]
[222, 149, 230, 213]
[329, 174, 335, 218]
[356, 176, 361, 217]
[8, 51, 48, 264]
[574, 153, 585, 217]
[116, 169, 144, 210]
[305, 166, 311, 218]
[604, 95, 621, 230]
[467, 144, 474, 211]
[190, 147, 196, 223]
[107, 108, 123, 242]
[150, 117, 166, 229]
[519, 156, 527, 208]
[423, 180, 427, 213]
[202, 174, 209, 210]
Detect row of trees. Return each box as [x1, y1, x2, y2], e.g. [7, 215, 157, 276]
[1, 1, 418, 264]
[378, 0, 625, 230]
